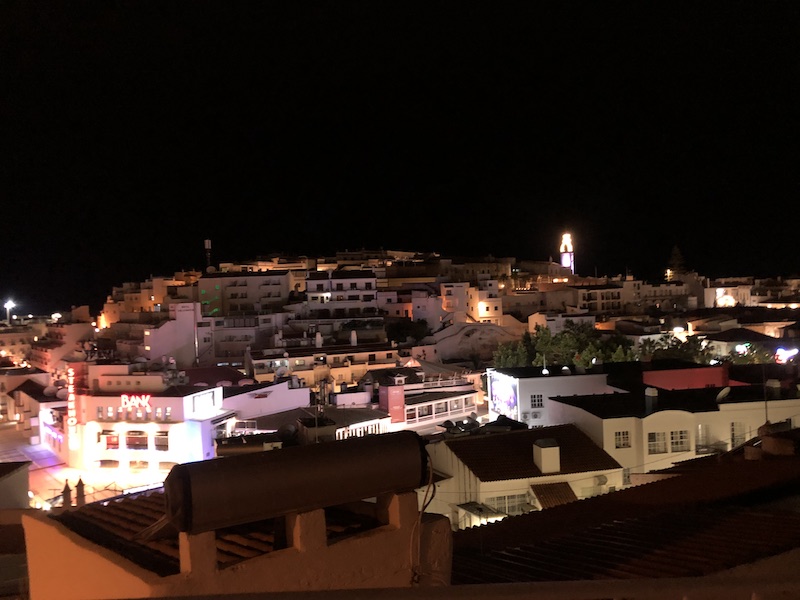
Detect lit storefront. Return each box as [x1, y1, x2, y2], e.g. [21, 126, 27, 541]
[40, 368, 227, 478]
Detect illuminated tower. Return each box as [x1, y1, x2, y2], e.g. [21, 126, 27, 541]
[560, 233, 575, 274]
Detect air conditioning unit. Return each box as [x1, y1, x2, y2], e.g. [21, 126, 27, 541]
[531, 412, 540, 419]
[521, 412, 530, 420]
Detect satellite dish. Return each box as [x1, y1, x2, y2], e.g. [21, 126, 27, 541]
[275, 366, 289, 378]
[439, 420, 456, 429]
[238, 378, 255, 386]
[206, 265, 217, 273]
[134, 356, 148, 363]
[54, 379, 67, 388]
[56, 388, 69, 400]
[277, 422, 298, 442]
[217, 380, 233, 387]
[194, 381, 209, 387]
[716, 386, 731, 402]
[43, 386, 57, 396]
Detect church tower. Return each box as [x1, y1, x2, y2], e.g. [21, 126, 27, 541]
[559, 232, 575, 274]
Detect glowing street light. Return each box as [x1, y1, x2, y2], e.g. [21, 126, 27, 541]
[4, 300, 15, 324]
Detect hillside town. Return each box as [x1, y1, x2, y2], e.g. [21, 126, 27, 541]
[2, 236, 800, 599]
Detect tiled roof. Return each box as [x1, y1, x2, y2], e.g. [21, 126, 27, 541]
[452, 456, 800, 555]
[50, 488, 384, 577]
[443, 424, 621, 482]
[530, 481, 578, 509]
[451, 453, 800, 585]
[452, 504, 800, 584]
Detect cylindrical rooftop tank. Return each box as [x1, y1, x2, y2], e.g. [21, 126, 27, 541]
[163, 430, 429, 534]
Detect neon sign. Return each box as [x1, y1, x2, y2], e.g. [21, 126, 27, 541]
[120, 394, 152, 409]
[67, 368, 79, 450]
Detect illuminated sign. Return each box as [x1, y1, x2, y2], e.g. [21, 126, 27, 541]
[67, 368, 79, 450]
[489, 372, 518, 419]
[120, 394, 152, 409]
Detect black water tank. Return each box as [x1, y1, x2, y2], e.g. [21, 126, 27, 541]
[164, 430, 429, 534]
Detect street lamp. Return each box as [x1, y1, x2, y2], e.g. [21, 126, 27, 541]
[4, 300, 15, 324]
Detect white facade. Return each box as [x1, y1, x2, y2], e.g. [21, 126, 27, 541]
[547, 389, 800, 480]
[487, 367, 617, 428]
[423, 428, 623, 530]
[27, 361, 316, 481]
[528, 311, 596, 335]
[467, 279, 503, 324]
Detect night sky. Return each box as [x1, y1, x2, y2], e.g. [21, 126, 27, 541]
[3, 2, 799, 315]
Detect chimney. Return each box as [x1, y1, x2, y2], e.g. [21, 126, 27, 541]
[533, 438, 560, 474]
[645, 387, 658, 414]
[766, 379, 782, 400]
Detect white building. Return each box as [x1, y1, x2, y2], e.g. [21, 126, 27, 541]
[423, 423, 623, 530]
[486, 366, 618, 429]
[13, 360, 314, 481]
[547, 383, 800, 483]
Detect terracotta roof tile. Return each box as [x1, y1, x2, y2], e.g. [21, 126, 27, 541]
[443, 424, 621, 482]
[530, 482, 578, 509]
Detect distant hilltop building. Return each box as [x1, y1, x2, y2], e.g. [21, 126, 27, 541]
[560, 232, 575, 275]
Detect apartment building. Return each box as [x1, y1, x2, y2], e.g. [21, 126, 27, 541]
[486, 365, 618, 429]
[548, 382, 800, 481]
[27, 310, 96, 373]
[12, 360, 311, 479]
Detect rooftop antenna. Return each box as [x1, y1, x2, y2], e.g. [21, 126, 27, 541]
[204, 239, 212, 270]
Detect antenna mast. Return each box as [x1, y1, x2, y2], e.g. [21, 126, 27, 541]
[204, 239, 212, 270]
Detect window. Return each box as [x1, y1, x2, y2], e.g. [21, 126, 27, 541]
[731, 422, 746, 447]
[405, 408, 416, 422]
[417, 405, 432, 418]
[530, 394, 543, 408]
[434, 402, 447, 415]
[647, 432, 667, 454]
[165, 407, 172, 421]
[485, 494, 529, 516]
[155, 432, 169, 451]
[614, 431, 630, 449]
[97, 406, 104, 420]
[107, 406, 114, 419]
[670, 430, 689, 452]
[106, 434, 119, 450]
[622, 468, 631, 485]
[126, 431, 148, 450]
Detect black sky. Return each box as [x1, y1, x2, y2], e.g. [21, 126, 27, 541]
[2, 2, 800, 315]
